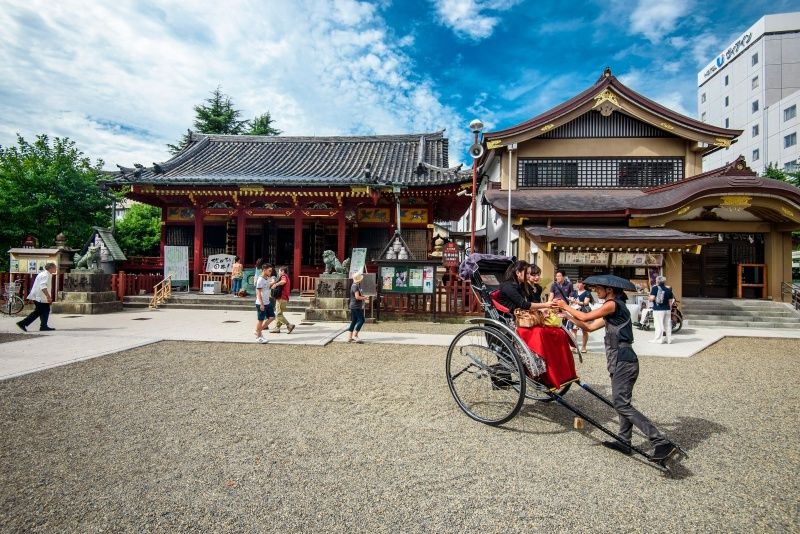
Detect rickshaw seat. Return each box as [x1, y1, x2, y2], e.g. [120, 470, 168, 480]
[489, 290, 511, 314]
[515, 326, 577, 389]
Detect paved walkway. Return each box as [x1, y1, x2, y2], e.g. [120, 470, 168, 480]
[2, 308, 799, 381]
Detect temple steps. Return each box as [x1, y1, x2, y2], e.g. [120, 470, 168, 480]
[681, 298, 800, 329]
[122, 293, 312, 312]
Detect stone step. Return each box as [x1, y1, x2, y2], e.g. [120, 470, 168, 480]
[683, 313, 800, 323]
[686, 319, 800, 329]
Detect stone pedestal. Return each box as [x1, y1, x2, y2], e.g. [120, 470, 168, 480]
[304, 275, 350, 321]
[52, 271, 123, 314]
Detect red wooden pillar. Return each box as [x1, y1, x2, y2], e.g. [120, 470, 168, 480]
[293, 210, 303, 289]
[236, 208, 246, 262]
[193, 205, 204, 288]
[337, 209, 346, 262]
[160, 208, 167, 261]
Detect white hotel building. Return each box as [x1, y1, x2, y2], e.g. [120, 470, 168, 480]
[698, 13, 800, 174]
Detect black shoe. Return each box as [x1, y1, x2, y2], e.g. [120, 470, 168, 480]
[16, 321, 27, 332]
[39, 326, 56, 331]
[602, 440, 632, 456]
[650, 442, 677, 462]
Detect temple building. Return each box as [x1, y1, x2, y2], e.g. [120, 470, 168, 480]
[479, 68, 800, 300]
[110, 131, 471, 287]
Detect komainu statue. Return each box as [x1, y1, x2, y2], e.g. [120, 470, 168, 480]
[73, 245, 101, 270]
[322, 250, 350, 275]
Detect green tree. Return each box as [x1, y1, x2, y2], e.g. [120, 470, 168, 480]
[168, 86, 281, 154]
[115, 203, 161, 256]
[763, 163, 800, 187]
[245, 112, 282, 135]
[0, 134, 110, 260]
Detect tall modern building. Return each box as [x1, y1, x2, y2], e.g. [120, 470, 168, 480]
[698, 13, 800, 173]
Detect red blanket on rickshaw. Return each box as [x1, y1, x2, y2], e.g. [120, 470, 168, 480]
[515, 326, 577, 389]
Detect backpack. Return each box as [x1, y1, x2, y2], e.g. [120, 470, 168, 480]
[656, 286, 665, 305]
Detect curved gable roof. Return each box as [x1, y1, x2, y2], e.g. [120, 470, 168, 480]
[484, 68, 741, 153]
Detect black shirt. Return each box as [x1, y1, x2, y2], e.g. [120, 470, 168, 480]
[497, 280, 532, 313]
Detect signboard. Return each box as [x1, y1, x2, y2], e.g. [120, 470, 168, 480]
[380, 264, 435, 294]
[442, 242, 460, 267]
[611, 252, 663, 267]
[349, 248, 367, 278]
[206, 253, 236, 273]
[559, 251, 610, 265]
[164, 246, 190, 286]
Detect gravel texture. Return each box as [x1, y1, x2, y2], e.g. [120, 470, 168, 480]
[0, 333, 32, 344]
[1, 337, 798, 533]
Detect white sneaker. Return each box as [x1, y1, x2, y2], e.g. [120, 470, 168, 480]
[257, 337, 268, 344]
[648, 339, 663, 344]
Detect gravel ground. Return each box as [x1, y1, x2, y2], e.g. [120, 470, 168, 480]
[0, 333, 31, 344]
[1, 337, 798, 533]
[366, 321, 469, 335]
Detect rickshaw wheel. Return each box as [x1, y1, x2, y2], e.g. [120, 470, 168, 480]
[446, 326, 526, 426]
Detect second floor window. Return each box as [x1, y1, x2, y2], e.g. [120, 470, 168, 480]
[752, 52, 759, 66]
[724, 96, 729, 107]
[517, 157, 684, 188]
[785, 105, 797, 122]
[752, 76, 759, 89]
[752, 100, 759, 113]
[752, 149, 759, 161]
[725, 118, 729, 128]
[752, 124, 759, 137]
[785, 133, 797, 148]
[701, 93, 706, 103]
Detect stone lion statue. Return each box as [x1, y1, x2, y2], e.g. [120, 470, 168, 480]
[74, 245, 101, 270]
[322, 250, 350, 275]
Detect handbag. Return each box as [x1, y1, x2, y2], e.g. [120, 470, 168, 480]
[270, 285, 282, 299]
[514, 308, 544, 328]
[542, 309, 563, 328]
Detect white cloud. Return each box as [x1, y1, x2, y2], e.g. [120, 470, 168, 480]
[431, 0, 522, 40]
[629, 0, 692, 43]
[0, 0, 470, 169]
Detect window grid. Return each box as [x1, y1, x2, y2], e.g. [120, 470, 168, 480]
[752, 100, 759, 113]
[785, 132, 797, 148]
[752, 53, 758, 66]
[701, 93, 706, 103]
[752, 124, 759, 137]
[752, 149, 760, 161]
[752, 76, 759, 89]
[517, 157, 684, 188]
[724, 96, 729, 107]
[785, 105, 797, 122]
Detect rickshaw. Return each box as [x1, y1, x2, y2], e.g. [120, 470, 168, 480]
[445, 254, 684, 470]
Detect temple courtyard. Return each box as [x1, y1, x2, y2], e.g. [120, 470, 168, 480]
[0, 312, 798, 532]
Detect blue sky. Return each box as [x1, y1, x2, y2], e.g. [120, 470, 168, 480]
[0, 0, 796, 169]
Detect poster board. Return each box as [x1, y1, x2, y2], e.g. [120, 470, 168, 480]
[164, 246, 190, 288]
[206, 253, 235, 273]
[349, 248, 367, 278]
[379, 264, 435, 294]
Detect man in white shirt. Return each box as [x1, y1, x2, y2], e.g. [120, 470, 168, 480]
[17, 262, 57, 332]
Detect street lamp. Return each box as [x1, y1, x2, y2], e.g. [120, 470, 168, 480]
[468, 118, 484, 253]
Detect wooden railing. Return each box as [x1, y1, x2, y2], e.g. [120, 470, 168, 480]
[737, 263, 767, 299]
[198, 273, 230, 293]
[149, 276, 172, 309]
[377, 279, 482, 317]
[298, 276, 318, 297]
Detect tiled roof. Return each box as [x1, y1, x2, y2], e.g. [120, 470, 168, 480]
[113, 131, 471, 188]
[93, 227, 127, 262]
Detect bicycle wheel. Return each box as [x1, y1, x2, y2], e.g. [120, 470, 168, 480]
[8, 296, 24, 315]
[446, 326, 526, 426]
[671, 313, 683, 333]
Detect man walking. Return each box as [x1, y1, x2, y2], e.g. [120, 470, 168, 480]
[648, 275, 674, 344]
[254, 263, 276, 344]
[17, 262, 57, 332]
[270, 265, 295, 334]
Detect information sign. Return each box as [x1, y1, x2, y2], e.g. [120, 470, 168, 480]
[442, 242, 460, 267]
[206, 253, 236, 273]
[380, 264, 435, 294]
[349, 248, 367, 278]
[164, 246, 190, 287]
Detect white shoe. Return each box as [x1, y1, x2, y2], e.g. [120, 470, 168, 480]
[257, 337, 268, 344]
[666, 340, 672, 344]
[648, 339, 663, 344]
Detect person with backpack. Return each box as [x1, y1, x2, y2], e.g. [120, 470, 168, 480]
[648, 275, 674, 344]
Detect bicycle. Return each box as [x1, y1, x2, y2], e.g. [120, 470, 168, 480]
[2, 281, 25, 316]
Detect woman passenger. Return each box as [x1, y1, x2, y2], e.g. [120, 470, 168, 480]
[497, 260, 551, 314]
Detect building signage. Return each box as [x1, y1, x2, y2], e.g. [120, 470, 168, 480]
[559, 251, 610, 265]
[164, 245, 190, 286]
[380, 265, 435, 294]
[698, 19, 763, 85]
[611, 252, 663, 267]
[349, 248, 367, 278]
[442, 242, 460, 267]
[205, 253, 236, 273]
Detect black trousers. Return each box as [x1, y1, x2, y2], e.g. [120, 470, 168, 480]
[20, 301, 51, 329]
[611, 360, 667, 446]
